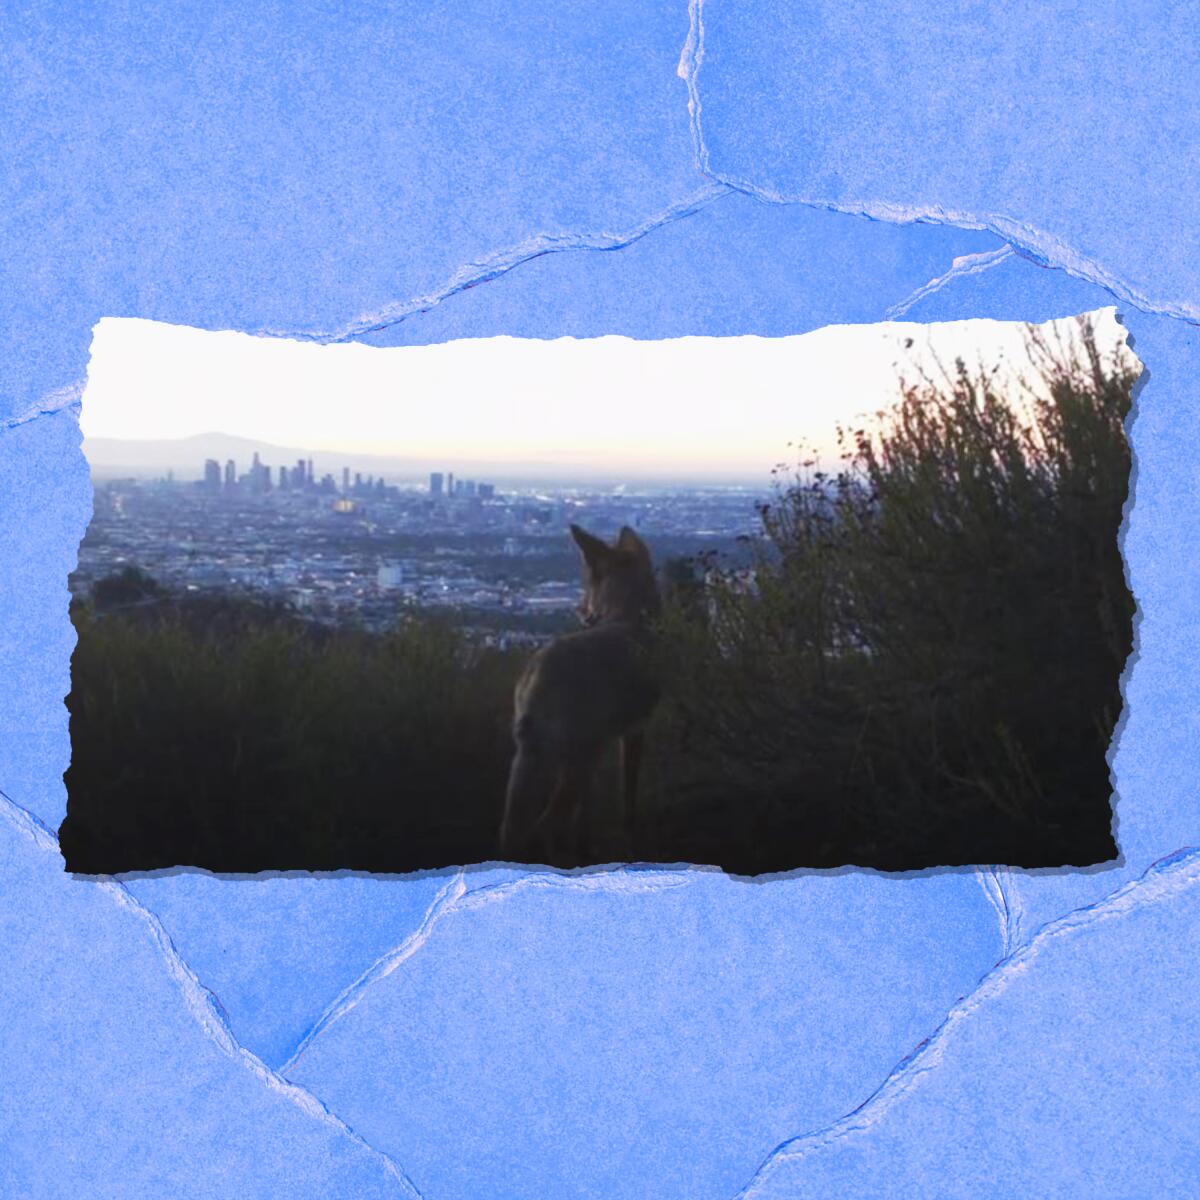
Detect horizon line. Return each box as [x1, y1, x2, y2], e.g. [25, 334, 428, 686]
[82, 429, 790, 488]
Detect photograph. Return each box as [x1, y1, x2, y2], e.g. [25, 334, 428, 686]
[60, 308, 1139, 874]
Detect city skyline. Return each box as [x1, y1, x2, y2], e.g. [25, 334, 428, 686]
[83, 428, 762, 487]
[196, 448, 499, 500]
[80, 310, 1133, 484]
[76, 452, 761, 641]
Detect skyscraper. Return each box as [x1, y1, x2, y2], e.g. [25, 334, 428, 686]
[446, 471, 454, 497]
[249, 452, 262, 493]
[203, 459, 221, 492]
[429, 471, 444, 497]
[224, 459, 236, 490]
[342, 466, 351, 494]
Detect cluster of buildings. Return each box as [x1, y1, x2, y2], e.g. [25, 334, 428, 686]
[201, 453, 481, 503]
[74, 456, 763, 644]
[428, 471, 495, 500]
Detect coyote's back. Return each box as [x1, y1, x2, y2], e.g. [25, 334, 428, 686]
[499, 524, 660, 864]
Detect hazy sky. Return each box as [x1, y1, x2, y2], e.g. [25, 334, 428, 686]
[82, 308, 1130, 482]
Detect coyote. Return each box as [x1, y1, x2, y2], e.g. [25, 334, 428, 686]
[499, 524, 661, 864]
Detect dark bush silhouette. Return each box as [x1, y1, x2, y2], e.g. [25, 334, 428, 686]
[647, 317, 1137, 871]
[92, 565, 162, 611]
[61, 316, 1136, 873]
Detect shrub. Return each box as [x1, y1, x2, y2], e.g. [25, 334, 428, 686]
[649, 316, 1137, 870]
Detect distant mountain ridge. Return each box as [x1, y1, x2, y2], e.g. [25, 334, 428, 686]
[83, 432, 426, 480]
[81, 431, 758, 486]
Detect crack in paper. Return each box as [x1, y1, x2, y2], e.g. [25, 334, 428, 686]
[883, 247, 1016, 320]
[731, 844, 1200, 1199]
[260, 185, 731, 345]
[0, 787, 425, 1200]
[678, 0, 1200, 327]
[279, 865, 697, 1075]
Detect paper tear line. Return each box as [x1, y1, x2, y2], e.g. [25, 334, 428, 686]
[279, 871, 468, 1075]
[972, 866, 1022, 958]
[883, 247, 1016, 320]
[257, 183, 731, 345]
[278, 864, 697, 1075]
[0, 789, 424, 1200]
[994, 867, 1025, 954]
[676, 0, 708, 172]
[976, 865, 1028, 957]
[1, 379, 84, 434]
[732, 844, 1200, 1200]
[456, 863, 698, 913]
[678, 0, 1200, 326]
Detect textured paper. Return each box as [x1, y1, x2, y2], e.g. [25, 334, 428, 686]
[1, 3, 1197, 1196]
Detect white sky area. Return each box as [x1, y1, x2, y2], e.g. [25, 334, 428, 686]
[82, 308, 1130, 484]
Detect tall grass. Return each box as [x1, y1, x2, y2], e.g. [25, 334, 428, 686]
[63, 600, 524, 871]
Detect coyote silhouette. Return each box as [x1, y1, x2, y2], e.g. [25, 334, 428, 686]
[499, 524, 661, 864]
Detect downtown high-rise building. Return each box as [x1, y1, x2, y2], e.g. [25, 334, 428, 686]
[429, 471, 444, 497]
[248, 452, 271, 493]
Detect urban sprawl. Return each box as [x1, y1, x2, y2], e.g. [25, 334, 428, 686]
[74, 453, 763, 643]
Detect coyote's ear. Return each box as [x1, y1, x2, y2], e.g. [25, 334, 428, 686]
[616, 525, 650, 563]
[570, 523, 610, 568]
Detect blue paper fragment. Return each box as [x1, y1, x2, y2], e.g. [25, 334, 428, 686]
[736, 849, 1200, 1199]
[0, 794, 419, 1199]
[683, 0, 1200, 320]
[286, 868, 1003, 1200]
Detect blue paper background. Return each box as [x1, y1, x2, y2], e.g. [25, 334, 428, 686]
[2, 3, 1197, 1196]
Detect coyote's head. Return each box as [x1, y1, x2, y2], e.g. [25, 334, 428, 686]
[570, 524, 660, 627]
